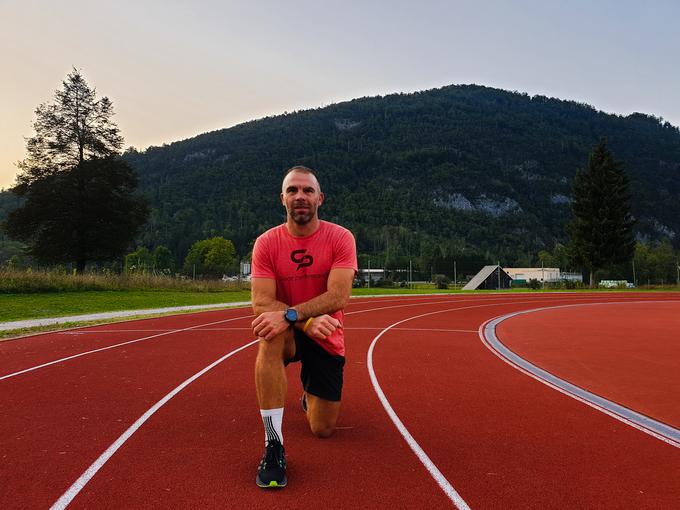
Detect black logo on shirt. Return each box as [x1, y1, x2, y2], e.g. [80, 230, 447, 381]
[291, 249, 313, 270]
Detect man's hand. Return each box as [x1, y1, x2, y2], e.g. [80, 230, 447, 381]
[252, 311, 289, 341]
[304, 314, 342, 340]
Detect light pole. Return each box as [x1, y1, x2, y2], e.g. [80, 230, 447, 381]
[367, 257, 371, 289]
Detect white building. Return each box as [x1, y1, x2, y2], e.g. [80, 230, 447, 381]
[504, 267, 561, 283]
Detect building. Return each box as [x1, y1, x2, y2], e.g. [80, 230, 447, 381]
[462, 265, 513, 290]
[357, 268, 385, 284]
[504, 267, 560, 284]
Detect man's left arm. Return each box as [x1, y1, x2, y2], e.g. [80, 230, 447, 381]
[293, 267, 354, 321]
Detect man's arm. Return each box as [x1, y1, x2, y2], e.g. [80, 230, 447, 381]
[251, 268, 354, 341]
[251, 277, 289, 341]
[251, 277, 287, 316]
[292, 268, 354, 320]
[290, 268, 354, 341]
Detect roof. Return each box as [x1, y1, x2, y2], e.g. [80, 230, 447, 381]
[463, 265, 505, 290]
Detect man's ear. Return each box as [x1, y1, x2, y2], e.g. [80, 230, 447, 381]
[280, 192, 285, 206]
[318, 191, 325, 207]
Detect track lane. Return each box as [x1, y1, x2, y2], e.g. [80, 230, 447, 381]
[5, 295, 680, 508]
[60, 329, 456, 509]
[371, 295, 680, 508]
[3, 297, 471, 509]
[0, 325, 255, 509]
[495, 300, 680, 428]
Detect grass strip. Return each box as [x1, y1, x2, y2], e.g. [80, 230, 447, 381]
[0, 290, 251, 323]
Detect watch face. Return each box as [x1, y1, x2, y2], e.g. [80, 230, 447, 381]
[285, 309, 298, 323]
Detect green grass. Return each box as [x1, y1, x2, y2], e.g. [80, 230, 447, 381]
[0, 268, 247, 293]
[0, 290, 251, 323]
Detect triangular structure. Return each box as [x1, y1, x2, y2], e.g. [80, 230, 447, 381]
[463, 265, 513, 290]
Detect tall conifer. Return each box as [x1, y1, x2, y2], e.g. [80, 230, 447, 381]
[569, 140, 635, 286]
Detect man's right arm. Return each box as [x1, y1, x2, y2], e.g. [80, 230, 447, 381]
[251, 277, 290, 341]
[251, 277, 287, 315]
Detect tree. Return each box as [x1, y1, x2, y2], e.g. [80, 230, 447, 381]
[125, 247, 153, 274]
[6, 157, 148, 271]
[568, 140, 635, 286]
[16, 68, 123, 187]
[153, 245, 175, 274]
[183, 237, 236, 278]
[5, 69, 148, 271]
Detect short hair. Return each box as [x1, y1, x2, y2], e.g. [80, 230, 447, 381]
[285, 165, 317, 178]
[284, 165, 321, 191]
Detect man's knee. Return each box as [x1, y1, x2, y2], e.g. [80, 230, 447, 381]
[310, 422, 336, 439]
[257, 332, 290, 360]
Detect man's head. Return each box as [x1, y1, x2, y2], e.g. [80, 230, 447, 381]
[281, 166, 324, 226]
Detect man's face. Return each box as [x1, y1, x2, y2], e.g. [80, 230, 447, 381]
[281, 171, 324, 225]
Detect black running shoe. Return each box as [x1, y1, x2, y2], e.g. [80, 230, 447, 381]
[300, 392, 308, 413]
[256, 440, 287, 488]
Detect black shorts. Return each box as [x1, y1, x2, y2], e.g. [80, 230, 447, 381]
[285, 329, 345, 402]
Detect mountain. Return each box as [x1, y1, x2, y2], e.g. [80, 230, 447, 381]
[4, 84, 680, 275]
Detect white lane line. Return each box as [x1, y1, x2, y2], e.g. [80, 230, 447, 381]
[0, 314, 253, 381]
[348, 327, 478, 333]
[366, 302, 533, 509]
[49, 338, 259, 510]
[479, 301, 680, 448]
[62, 327, 478, 333]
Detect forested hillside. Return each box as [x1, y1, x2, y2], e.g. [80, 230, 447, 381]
[4, 84, 680, 276]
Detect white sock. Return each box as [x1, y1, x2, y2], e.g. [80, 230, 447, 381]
[260, 408, 284, 445]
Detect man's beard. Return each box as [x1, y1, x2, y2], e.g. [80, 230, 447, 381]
[290, 208, 314, 225]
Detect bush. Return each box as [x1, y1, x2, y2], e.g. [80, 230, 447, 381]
[433, 274, 450, 289]
[527, 278, 541, 290]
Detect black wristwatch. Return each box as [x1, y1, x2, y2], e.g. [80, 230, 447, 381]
[284, 308, 298, 326]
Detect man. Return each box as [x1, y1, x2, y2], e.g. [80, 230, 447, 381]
[250, 165, 357, 488]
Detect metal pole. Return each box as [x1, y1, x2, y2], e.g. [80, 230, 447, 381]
[632, 258, 636, 287]
[454, 260, 457, 290]
[409, 259, 412, 289]
[368, 258, 370, 289]
[497, 261, 500, 290]
[541, 260, 545, 289]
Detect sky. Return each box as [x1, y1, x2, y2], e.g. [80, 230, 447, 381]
[1, 0, 679, 189]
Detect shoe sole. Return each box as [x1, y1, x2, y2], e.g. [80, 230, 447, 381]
[256, 476, 288, 488]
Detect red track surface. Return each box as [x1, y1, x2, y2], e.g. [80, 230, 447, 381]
[1, 293, 679, 509]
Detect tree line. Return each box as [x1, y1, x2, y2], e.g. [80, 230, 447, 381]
[1, 70, 679, 286]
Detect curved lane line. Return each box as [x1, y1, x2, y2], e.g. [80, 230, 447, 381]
[365, 301, 546, 510]
[49, 339, 259, 510]
[479, 300, 680, 448]
[0, 314, 254, 381]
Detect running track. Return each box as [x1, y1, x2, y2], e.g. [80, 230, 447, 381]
[1, 293, 679, 509]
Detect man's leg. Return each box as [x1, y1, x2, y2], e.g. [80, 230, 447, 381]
[304, 393, 341, 438]
[254, 329, 295, 488]
[255, 329, 295, 411]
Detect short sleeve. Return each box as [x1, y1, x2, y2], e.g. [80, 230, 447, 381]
[332, 229, 358, 272]
[251, 234, 276, 278]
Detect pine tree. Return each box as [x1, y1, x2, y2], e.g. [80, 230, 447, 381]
[568, 140, 635, 286]
[5, 69, 147, 271]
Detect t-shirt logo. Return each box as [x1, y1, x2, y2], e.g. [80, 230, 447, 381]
[291, 249, 314, 270]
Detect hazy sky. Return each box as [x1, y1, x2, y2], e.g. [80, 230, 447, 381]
[1, 0, 679, 189]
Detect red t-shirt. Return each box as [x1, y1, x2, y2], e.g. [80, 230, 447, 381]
[251, 220, 357, 356]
